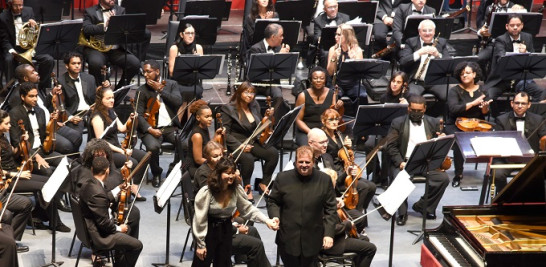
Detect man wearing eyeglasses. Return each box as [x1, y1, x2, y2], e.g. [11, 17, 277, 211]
[492, 92, 546, 193]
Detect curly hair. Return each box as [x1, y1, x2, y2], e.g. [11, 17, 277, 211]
[207, 156, 240, 196]
[250, 0, 275, 21]
[189, 99, 210, 115]
[454, 61, 482, 84]
[82, 138, 113, 168]
[93, 86, 113, 124]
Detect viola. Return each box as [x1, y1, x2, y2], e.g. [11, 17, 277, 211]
[455, 117, 493, 132]
[143, 80, 166, 129]
[337, 208, 358, 238]
[214, 113, 227, 151]
[336, 131, 360, 210]
[42, 110, 57, 154]
[540, 136, 546, 152]
[259, 96, 274, 145]
[117, 161, 131, 225]
[121, 99, 138, 150]
[17, 120, 33, 172]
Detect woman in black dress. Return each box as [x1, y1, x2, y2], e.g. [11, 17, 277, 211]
[186, 100, 220, 178]
[380, 71, 411, 104]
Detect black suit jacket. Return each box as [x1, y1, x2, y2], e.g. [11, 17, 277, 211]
[494, 111, 546, 153]
[376, 0, 404, 23]
[219, 101, 262, 152]
[486, 31, 534, 87]
[392, 3, 436, 46]
[313, 12, 350, 43]
[9, 104, 46, 148]
[267, 168, 337, 257]
[398, 36, 450, 79]
[0, 7, 34, 53]
[386, 114, 441, 168]
[57, 72, 96, 115]
[82, 4, 125, 39]
[136, 79, 183, 133]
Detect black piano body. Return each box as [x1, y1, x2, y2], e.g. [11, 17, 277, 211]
[424, 152, 546, 267]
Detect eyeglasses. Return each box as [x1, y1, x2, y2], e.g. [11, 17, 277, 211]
[326, 5, 338, 10]
[184, 32, 195, 35]
[327, 117, 339, 122]
[513, 101, 528, 106]
[243, 91, 256, 96]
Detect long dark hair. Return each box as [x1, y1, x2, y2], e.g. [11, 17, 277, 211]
[93, 86, 113, 124]
[250, 0, 275, 21]
[387, 71, 408, 96]
[207, 156, 240, 196]
[231, 81, 255, 121]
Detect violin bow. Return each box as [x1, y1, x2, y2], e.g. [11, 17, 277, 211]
[350, 206, 384, 224]
[232, 120, 272, 162]
[126, 91, 142, 151]
[63, 104, 96, 124]
[124, 165, 150, 225]
[161, 98, 196, 133]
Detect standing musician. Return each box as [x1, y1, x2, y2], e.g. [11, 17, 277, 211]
[0, 223, 18, 265]
[192, 157, 278, 266]
[380, 71, 411, 104]
[219, 81, 278, 193]
[81, 0, 141, 88]
[493, 92, 546, 193]
[267, 145, 337, 267]
[446, 62, 492, 187]
[295, 66, 342, 146]
[79, 156, 143, 267]
[399, 19, 451, 102]
[186, 100, 219, 179]
[311, 0, 349, 66]
[392, 0, 436, 48]
[88, 86, 147, 199]
[385, 95, 449, 226]
[326, 24, 366, 109]
[373, 0, 404, 55]
[136, 60, 182, 188]
[0, 0, 54, 91]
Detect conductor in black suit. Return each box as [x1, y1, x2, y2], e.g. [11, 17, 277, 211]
[0, 0, 54, 91]
[493, 92, 546, 193]
[79, 156, 143, 267]
[267, 145, 337, 267]
[82, 0, 141, 89]
[399, 19, 451, 102]
[392, 0, 436, 47]
[373, 0, 403, 54]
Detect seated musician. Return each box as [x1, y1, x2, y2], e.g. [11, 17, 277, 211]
[380, 71, 411, 104]
[0, 222, 18, 265]
[493, 92, 546, 193]
[385, 95, 449, 226]
[186, 100, 219, 178]
[136, 60, 182, 188]
[79, 156, 143, 267]
[399, 19, 451, 102]
[242, 0, 278, 55]
[81, 0, 143, 88]
[310, 0, 350, 66]
[295, 66, 342, 146]
[88, 86, 147, 200]
[326, 24, 365, 110]
[372, 0, 403, 55]
[446, 62, 492, 188]
[0, 0, 54, 91]
[321, 168, 377, 267]
[392, 0, 436, 48]
[485, 14, 545, 116]
[219, 82, 279, 194]
[1, 109, 69, 233]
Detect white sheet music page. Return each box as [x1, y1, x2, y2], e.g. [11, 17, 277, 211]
[157, 161, 183, 208]
[41, 156, 69, 203]
[470, 137, 522, 157]
[377, 170, 415, 216]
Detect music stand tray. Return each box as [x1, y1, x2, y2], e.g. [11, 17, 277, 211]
[338, 59, 390, 81]
[172, 55, 223, 96]
[489, 12, 542, 38]
[185, 0, 227, 28]
[104, 14, 147, 45]
[247, 52, 299, 82]
[35, 20, 82, 60]
[424, 56, 479, 85]
[403, 17, 454, 43]
[252, 20, 301, 49]
[122, 0, 164, 25]
[353, 103, 408, 141]
[493, 54, 546, 85]
[275, 0, 315, 27]
[179, 17, 218, 46]
[265, 105, 302, 148]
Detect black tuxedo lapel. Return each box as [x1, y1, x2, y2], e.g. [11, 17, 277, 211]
[95, 7, 104, 22]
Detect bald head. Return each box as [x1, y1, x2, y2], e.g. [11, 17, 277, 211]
[308, 128, 328, 156]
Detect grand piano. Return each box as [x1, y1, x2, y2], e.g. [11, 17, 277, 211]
[424, 152, 546, 267]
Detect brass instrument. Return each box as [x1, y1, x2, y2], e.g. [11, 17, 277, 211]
[14, 22, 40, 65]
[415, 33, 440, 82]
[78, 23, 113, 52]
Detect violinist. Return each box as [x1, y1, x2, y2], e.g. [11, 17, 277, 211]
[380, 71, 411, 104]
[79, 156, 143, 267]
[219, 81, 279, 192]
[322, 168, 377, 267]
[137, 60, 182, 188]
[186, 100, 218, 179]
[89, 86, 147, 200]
[320, 110, 376, 216]
[447, 62, 492, 187]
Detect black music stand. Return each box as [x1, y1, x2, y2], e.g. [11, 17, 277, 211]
[265, 105, 302, 172]
[405, 135, 455, 244]
[247, 52, 299, 96]
[152, 161, 184, 267]
[320, 24, 373, 51]
[122, 0, 164, 25]
[493, 54, 546, 91]
[338, 1, 378, 23]
[172, 55, 223, 97]
[34, 20, 82, 74]
[337, 59, 390, 106]
[25, 0, 63, 22]
[275, 0, 315, 27]
[252, 20, 301, 49]
[178, 17, 218, 46]
[489, 12, 542, 38]
[113, 84, 134, 107]
[403, 17, 454, 43]
[184, 0, 227, 28]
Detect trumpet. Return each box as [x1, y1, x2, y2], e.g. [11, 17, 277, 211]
[14, 22, 40, 65]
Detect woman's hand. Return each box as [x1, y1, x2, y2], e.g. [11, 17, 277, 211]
[196, 247, 207, 261]
[266, 218, 279, 230]
[343, 135, 352, 147]
[265, 11, 274, 18]
[238, 144, 253, 153]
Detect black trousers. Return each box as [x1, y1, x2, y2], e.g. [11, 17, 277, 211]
[140, 127, 177, 176]
[32, 149, 63, 177]
[408, 81, 448, 102]
[232, 226, 271, 267]
[372, 22, 391, 54]
[0, 223, 18, 267]
[491, 158, 516, 193]
[232, 142, 279, 186]
[110, 232, 143, 267]
[279, 248, 317, 267]
[192, 217, 232, 267]
[83, 47, 140, 88]
[55, 124, 84, 154]
[323, 237, 377, 267]
[112, 149, 148, 184]
[0, 194, 32, 241]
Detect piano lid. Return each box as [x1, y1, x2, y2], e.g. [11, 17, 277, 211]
[493, 152, 546, 205]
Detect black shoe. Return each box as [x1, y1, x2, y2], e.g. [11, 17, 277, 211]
[412, 203, 424, 215]
[377, 206, 392, 221]
[57, 198, 72, 212]
[426, 213, 437, 220]
[33, 221, 49, 230]
[396, 214, 407, 226]
[371, 196, 381, 208]
[52, 224, 71, 233]
[452, 175, 462, 187]
[135, 195, 147, 202]
[16, 244, 29, 253]
[152, 175, 161, 188]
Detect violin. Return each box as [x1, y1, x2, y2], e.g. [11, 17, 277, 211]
[438, 119, 452, 171]
[144, 82, 164, 129]
[121, 99, 138, 150]
[337, 208, 358, 238]
[455, 117, 493, 132]
[214, 113, 227, 151]
[259, 96, 274, 145]
[117, 160, 131, 225]
[42, 110, 57, 154]
[17, 120, 33, 172]
[540, 136, 546, 152]
[336, 131, 360, 210]
[51, 73, 68, 122]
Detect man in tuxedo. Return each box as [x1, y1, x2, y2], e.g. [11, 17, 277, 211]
[267, 145, 337, 267]
[385, 95, 449, 226]
[485, 14, 544, 116]
[82, 0, 141, 88]
[79, 156, 142, 267]
[0, 188, 32, 253]
[399, 19, 451, 102]
[0, 0, 54, 91]
[0, 223, 18, 265]
[373, 0, 403, 54]
[392, 0, 436, 47]
[493, 92, 546, 192]
[137, 60, 182, 187]
[310, 0, 349, 66]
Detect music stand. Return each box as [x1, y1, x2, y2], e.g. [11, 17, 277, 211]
[405, 135, 455, 244]
[34, 20, 82, 74]
[274, 0, 315, 27]
[152, 161, 183, 267]
[41, 156, 70, 267]
[184, 0, 227, 28]
[338, 1, 378, 24]
[265, 105, 302, 172]
[252, 20, 301, 49]
[104, 14, 146, 86]
[122, 0, 164, 25]
[493, 54, 546, 91]
[337, 59, 389, 106]
[489, 13, 542, 38]
[402, 17, 454, 43]
[25, 0, 63, 22]
[178, 17, 218, 46]
[172, 55, 223, 97]
[320, 24, 373, 50]
[113, 84, 135, 107]
[247, 52, 299, 96]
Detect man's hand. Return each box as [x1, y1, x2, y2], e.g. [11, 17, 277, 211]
[28, 19, 37, 27]
[35, 154, 50, 170]
[69, 116, 82, 125]
[124, 148, 133, 157]
[399, 162, 406, 170]
[20, 170, 31, 179]
[51, 84, 62, 95]
[280, 43, 290, 53]
[266, 218, 279, 230]
[120, 224, 129, 233]
[259, 183, 269, 194]
[238, 144, 253, 153]
[147, 79, 164, 93]
[419, 46, 439, 57]
[383, 16, 393, 26]
[323, 236, 333, 249]
[148, 128, 162, 138]
[196, 247, 207, 261]
[236, 224, 249, 234]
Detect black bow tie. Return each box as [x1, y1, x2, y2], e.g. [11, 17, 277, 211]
[514, 116, 525, 121]
[326, 17, 336, 24]
[413, 10, 422, 14]
[423, 43, 433, 46]
[102, 8, 112, 12]
[267, 46, 274, 51]
[72, 77, 80, 83]
[27, 109, 35, 115]
[512, 40, 522, 44]
[13, 14, 22, 19]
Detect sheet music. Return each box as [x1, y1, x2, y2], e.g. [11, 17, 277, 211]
[99, 120, 117, 139]
[470, 137, 523, 157]
[41, 19, 83, 27]
[157, 161, 183, 208]
[377, 170, 415, 216]
[41, 157, 69, 203]
[404, 14, 434, 29]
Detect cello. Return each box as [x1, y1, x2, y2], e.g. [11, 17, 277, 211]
[17, 120, 33, 172]
[259, 96, 274, 145]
